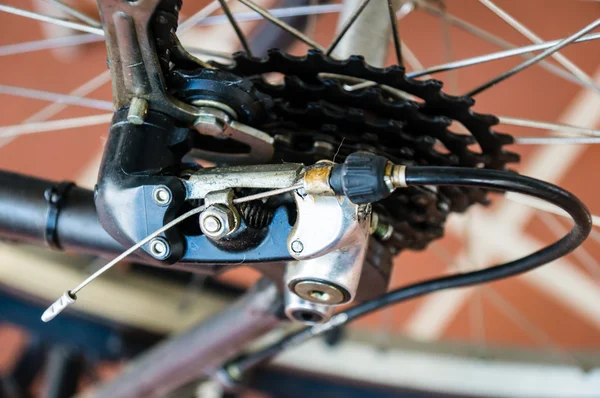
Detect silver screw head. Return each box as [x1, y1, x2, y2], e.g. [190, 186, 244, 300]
[193, 108, 230, 138]
[202, 215, 222, 233]
[149, 237, 170, 260]
[153, 186, 172, 206]
[199, 205, 237, 239]
[290, 240, 304, 254]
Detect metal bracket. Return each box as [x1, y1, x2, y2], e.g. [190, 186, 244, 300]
[185, 163, 304, 199]
[190, 106, 275, 164]
[97, 0, 201, 124]
[97, 0, 279, 158]
[285, 193, 371, 306]
[287, 192, 371, 260]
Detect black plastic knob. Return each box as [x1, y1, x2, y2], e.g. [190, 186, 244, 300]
[329, 152, 392, 204]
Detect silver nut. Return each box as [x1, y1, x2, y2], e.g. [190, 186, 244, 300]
[149, 237, 170, 260]
[199, 205, 237, 239]
[153, 186, 172, 206]
[193, 108, 230, 138]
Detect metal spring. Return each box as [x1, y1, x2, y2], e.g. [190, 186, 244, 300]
[237, 201, 274, 229]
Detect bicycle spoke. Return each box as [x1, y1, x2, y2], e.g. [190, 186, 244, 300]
[418, 3, 600, 91]
[505, 192, 600, 227]
[387, 0, 403, 65]
[237, 0, 325, 51]
[28, 72, 112, 123]
[438, 0, 458, 93]
[344, 32, 600, 91]
[326, 0, 372, 56]
[0, 3, 104, 36]
[195, 3, 344, 27]
[0, 114, 113, 138]
[463, 214, 488, 355]
[0, 34, 101, 57]
[479, 0, 598, 94]
[0, 71, 112, 148]
[217, 0, 252, 55]
[499, 116, 600, 137]
[46, 0, 101, 28]
[401, 41, 425, 72]
[538, 213, 600, 282]
[337, 4, 415, 91]
[0, 85, 112, 111]
[186, 46, 234, 61]
[465, 18, 600, 96]
[431, 242, 576, 363]
[482, 288, 577, 364]
[409, 31, 600, 78]
[178, 0, 222, 33]
[514, 136, 600, 145]
[470, 291, 487, 352]
[588, 228, 600, 246]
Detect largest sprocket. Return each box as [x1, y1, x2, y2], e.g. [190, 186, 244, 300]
[207, 49, 520, 253]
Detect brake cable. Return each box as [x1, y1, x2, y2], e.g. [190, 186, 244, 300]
[220, 163, 592, 380]
[41, 152, 592, 382]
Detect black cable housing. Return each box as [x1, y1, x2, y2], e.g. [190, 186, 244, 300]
[227, 166, 592, 375]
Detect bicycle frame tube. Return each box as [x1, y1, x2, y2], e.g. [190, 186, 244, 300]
[0, 170, 125, 257]
[0, 171, 289, 396]
[92, 279, 283, 398]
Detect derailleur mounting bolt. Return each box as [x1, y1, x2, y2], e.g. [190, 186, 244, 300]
[153, 186, 172, 206]
[149, 237, 170, 260]
[193, 107, 231, 138]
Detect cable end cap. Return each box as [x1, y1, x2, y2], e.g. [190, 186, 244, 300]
[41, 290, 76, 322]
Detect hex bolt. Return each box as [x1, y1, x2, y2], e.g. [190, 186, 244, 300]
[149, 237, 170, 260]
[202, 215, 222, 234]
[153, 186, 172, 206]
[127, 97, 148, 125]
[199, 205, 238, 240]
[192, 107, 231, 137]
[290, 240, 304, 254]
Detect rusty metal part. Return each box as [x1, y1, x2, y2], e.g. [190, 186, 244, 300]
[303, 161, 335, 196]
[185, 163, 303, 199]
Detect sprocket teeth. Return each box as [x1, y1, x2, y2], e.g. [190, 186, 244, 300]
[209, 48, 520, 254]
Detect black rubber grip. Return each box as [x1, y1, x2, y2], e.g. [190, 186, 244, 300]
[329, 152, 392, 204]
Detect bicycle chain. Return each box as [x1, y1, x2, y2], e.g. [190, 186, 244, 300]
[209, 50, 520, 252]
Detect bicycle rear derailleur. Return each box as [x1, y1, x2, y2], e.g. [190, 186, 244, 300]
[97, 99, 409, 325]
[93, 0, 516, 325]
